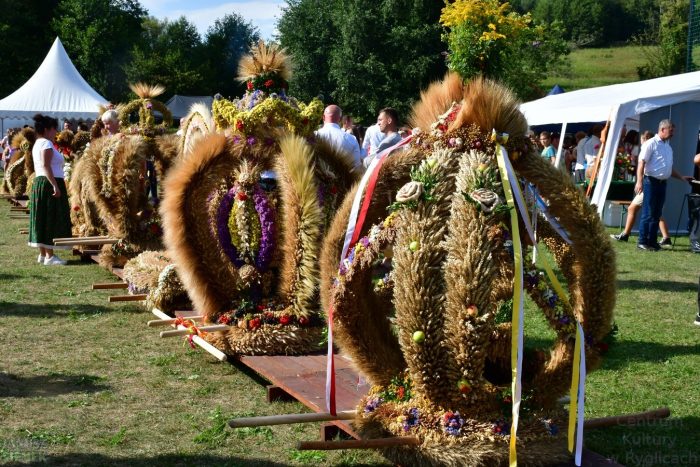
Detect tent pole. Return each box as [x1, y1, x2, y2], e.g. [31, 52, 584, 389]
[554, 122, 567, 169]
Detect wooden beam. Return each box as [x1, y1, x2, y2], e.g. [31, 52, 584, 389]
[584, 407, 670, 429]
[297, 437, 420, 451]
[53, 235, 109, 242]
[18, 229, 28, 234]
[147, 316, 203, 327]
[159, 325, 229, 338]
[108, 294, 147, 302]
[92, 282, 128, 290]
[54, 238, 118, 246]
[150, 308, 227, 362]
[228, 411, 356, 428]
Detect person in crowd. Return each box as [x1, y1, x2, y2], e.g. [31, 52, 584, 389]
[584, 124, 603, 179]
[77, 122, 89, 132]
[2, 128, 20, 171]
[539, 131, 555, 164]
[101, 109, 121, 136]
[361, 121, 384, 160]
[635, 119, 693, 251]
[363, 107, 403, 168]
[341, 115, 354, 134]
[687, 152, 700, 253]
[28, 114, 72, 265]
[63, 120, 73, 132]
[611, 130, 671, 245]
[573, 131, 588, 182]
[315, 104, 362, 169]
[526, 129, 539, 150]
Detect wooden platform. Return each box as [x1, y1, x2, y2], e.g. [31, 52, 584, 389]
[236, 353, 367, 440]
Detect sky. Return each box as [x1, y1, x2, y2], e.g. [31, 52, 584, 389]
[139, 0, 285, 40]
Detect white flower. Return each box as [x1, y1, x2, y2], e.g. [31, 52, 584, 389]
[470, 188, 500, 213]
[396, 181, 424, 203]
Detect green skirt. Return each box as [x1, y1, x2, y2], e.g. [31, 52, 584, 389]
[28, 176, 72, 250]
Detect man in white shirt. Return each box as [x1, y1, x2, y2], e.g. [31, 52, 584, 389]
[361, 123, 384, 159]
[635, 119, 692, 251]
[363, 108, 403, 168]
[583, 125, 602, 178]
[315, 105, 362, 169]
[573, 131, 588, 182]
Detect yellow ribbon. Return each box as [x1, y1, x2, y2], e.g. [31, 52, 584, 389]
[568, 324, 582, 453]
[495, 145, 522, 467]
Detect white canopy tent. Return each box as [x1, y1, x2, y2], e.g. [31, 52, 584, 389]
[0, 37, 107, 133]
[520, 71, 700, 224]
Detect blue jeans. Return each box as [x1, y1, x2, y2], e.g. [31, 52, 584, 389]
[638, 176, 666, 246]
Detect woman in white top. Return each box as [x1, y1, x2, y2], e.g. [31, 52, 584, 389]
[27, 114, 72, 265]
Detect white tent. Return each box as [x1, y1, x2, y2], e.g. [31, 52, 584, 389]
[165, 95, 213, 120]
[520, 71, 700, 225]
[0, 37, 107, 132]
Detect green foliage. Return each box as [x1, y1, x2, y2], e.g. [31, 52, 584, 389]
[192, 407, 231, 447]
[288, 449, 327, 464]
[0, 0, 58, 98]
[441, 0, 569, 100]
[202, 13, 260, 99]
[637, 0, 690, 79]
[51, 0, 146, 101]
[123, 17, 206, 98]
[21, 428, 75, 445]
[278, 0, 446, 123]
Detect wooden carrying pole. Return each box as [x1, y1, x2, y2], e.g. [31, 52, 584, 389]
[54, 238, 118, 246]
[298, 437, 421, 451]
[147, 316, 203, 327]
[150, 308, 227, 361]
[93, 282, 128, 290]
[584, 407, 670, 429]
[108, 294, 147, 302]
[53, 235, 109, 242]
[228, 411, 356, 428]
[159, 325, 229, 337]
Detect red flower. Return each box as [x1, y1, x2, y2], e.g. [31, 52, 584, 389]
[397, 386, 405, 400]
[218, 315, 230, 325]
[248, 317, 261, 330]
[302, 117, 309, 125]
[264, 79, 274, 88]
[72, 205, 80, 211]
[237, 192, 248, 201]
[298, 316, 309, 326]
[329, 186, 338, 195]
[279, 315, 291, 325]
[247, 81, 254, 91]
[236, 120, 244, 131]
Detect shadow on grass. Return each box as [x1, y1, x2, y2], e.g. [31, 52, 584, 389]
[0, 301, 139, 318]
[0, 372, 109, 398]
[616, 278, 697, 293]
[0, 273, 21, 281]
[601, 340, 700, 370]
[585, 415, 700, 466]
[0, 453, 297, 466]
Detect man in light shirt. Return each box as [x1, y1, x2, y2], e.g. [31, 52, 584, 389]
[315, 105, 362, 170]
[363, 108, 403, 168]
[361, 122, 384, 159]
[635, 119, 692, 251]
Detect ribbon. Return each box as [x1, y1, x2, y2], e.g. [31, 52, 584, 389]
[174, 317, 207, 349]
[534, 191, 572, 244]
[568, 322, 586, 466]
[495, 144, 523, 467]
[327, 135, 412, 415]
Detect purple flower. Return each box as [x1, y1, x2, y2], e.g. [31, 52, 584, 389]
[232, 136, 241, 144]
[543, 419, 558, 436]
[402, 408, 420, 431]
[145, 101, 153, 109]
[525, 271, 539, 288]
[338, 263, 347, 276]
[360, 237, 370, 247]
[443, 411, 464, 436]
[253, 184, 275, 271]
[264, 137, 274, 146]
[247, 136, 257, 146]
[558, 315, 571, 324]
[364, 397, 383, 413]
[216, 186, 242, 267]
[547, 292, 558, 308]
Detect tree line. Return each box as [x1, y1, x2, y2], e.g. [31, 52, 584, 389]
[0, 0, 688, 125]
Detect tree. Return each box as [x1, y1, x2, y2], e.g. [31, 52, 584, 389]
[441, 0, 568, 100]
[277, 0, 337, 104]
[0, 0, 59, 98]
[278, 0, 446, 123]
[203, 13, 260, 99]
[637, 0, 690, 79]
[51, 0, 146, 101]
[124, 17, 206, 97]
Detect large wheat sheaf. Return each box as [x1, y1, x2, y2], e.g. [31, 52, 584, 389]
[161, 132, 359, 356]
[319, 76, 615, 466]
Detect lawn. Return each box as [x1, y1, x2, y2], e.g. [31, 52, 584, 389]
[542, 45, 653, 92]
[1, 193, 698, 466]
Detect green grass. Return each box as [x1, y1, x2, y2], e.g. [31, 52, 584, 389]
[543, 45, 654, 91]
[1, 187, 699, 465]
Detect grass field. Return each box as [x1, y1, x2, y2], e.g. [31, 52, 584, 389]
[542, 45, 654, 92]
[1, 191, 699, 467]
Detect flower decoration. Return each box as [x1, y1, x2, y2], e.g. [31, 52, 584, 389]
[443, 411, 465, 436]
[469, 188, 501, 213]
[399, 408, 420, 431]
[396, 181, 424, 203]
[364, 397, 383, 413]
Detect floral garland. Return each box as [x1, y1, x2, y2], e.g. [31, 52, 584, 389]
[111, 238, 139, 258]
[215, 184, 276, 270]
[216, 298, 318, 330]
[212, 96, 323, 137]
[98, 137, 121, 199]
[246, 71, 289, 95]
